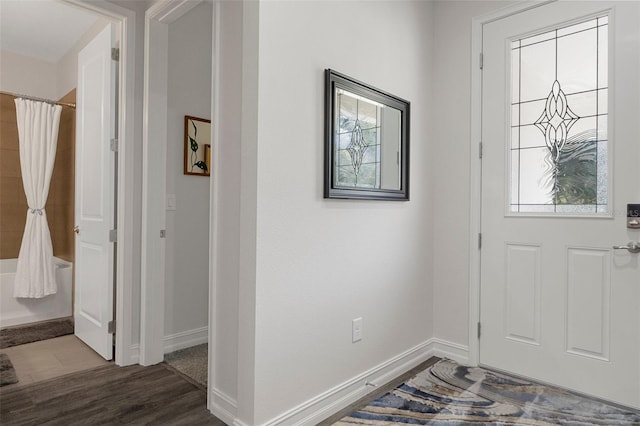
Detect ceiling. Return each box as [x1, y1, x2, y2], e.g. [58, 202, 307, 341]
[0, 0, 99, 63]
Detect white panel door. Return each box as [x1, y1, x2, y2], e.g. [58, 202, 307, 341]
[481, 1, 639, 408]
[74, 24, 116, 360]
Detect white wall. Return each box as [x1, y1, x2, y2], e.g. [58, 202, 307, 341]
[211, 0, 243, 408]
[163, 1, 212, 340]
[1, 17, 109, 102]
[431, 1, 517, 346]
[57, 18, 111, 99]
[231, 1, 435, 423]
[0, 50, 58, 100]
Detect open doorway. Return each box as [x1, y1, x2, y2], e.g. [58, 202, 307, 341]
[141, 1, 212, 389]
[162, 1, 212, 386]
[0, 0, 135, 384]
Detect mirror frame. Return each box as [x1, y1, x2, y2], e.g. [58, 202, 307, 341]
[324, 69, 410, 201]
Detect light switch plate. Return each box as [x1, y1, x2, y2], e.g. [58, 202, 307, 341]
[352, 317, 362, 343]
[166, 194, 176, 211]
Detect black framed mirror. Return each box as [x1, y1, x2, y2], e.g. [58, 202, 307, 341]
[324, 69, 410, 201]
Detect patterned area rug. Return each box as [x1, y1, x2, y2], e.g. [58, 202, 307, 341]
[164, 343, 207, 388]
[0, 353, 18, 386]
[335, 359, 640, 425]
[0, 317, 74, 349]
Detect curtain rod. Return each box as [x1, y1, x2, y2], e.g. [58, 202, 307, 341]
[0, 91, 76, 109]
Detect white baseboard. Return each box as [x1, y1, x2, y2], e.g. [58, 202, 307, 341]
[262, 337, 470, 426]
[129, 344, 140, 364]
[163, 326, 208, 353]
[210, 387, 238, 425]
[429, 338, 470, 365]
[128, 326, 208, 364]
[260, 339, 434, 426]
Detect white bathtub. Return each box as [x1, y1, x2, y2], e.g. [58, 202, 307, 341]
[0, 257, 73, 328]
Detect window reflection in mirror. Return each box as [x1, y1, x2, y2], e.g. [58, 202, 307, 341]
[335, 89, 401, 190]
[325, 69, 409, 201]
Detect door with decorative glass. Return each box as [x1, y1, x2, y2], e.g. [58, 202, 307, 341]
[480, 1, 639, 408]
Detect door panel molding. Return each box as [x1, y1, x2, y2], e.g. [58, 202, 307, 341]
[566, 247, 611, 361]
[505, 243, 541, 345]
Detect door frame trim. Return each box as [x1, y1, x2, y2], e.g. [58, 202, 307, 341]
[468, 0, 556, 367]
[140, 0, 203, 366]
[63, 0, 137, 366]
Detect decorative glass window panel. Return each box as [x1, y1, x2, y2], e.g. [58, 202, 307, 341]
[335, 88, 383, 189]
[510, 16, 608, 214]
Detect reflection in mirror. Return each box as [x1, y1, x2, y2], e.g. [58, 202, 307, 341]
[335, 89, 401, 190]
[325, 70, 409, 200]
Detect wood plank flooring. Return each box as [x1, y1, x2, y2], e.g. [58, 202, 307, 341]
[1, 355, 438, 425]
[0, 363, 225, 425]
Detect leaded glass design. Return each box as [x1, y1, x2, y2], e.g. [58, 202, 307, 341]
[335, 89, 382, 188]
[510, 16, 608, 214]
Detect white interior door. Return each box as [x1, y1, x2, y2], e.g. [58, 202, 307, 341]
[74, 23, 117, 360]
[480, 1, 639, 408]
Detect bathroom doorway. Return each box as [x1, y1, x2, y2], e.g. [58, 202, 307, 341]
[0, 0, 136, 371]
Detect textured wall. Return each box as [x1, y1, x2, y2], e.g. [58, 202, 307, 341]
[240, 1, 435, 423]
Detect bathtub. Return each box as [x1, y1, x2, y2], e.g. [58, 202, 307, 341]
[0, 257, 73, 328]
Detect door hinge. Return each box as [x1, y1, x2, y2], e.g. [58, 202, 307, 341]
[109, 229, 117, 242]
[110, 138, 118, 152]
[160, 229, 166, 238]
[477, 322, 481, 339]
[108, 320, 116, 334]
[478, 233, 482, 249]
[479, 52, 484, 70]
[479, 141, 483, 159]
[111, 47, 120, 62]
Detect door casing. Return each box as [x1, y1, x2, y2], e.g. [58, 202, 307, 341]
[468, 0, 557, 366]
[140, 0, 209, 365]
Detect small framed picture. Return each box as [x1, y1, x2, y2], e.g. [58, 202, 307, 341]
[184, 115, 211, 176]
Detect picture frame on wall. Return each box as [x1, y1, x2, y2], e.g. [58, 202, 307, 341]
[184, 115, 211, 176]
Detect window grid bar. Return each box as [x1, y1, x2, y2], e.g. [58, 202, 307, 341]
[510, 15, 608, 214]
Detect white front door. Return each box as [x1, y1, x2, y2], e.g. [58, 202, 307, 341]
[74, 24, 117, 360]
[480, 1, 639, 408]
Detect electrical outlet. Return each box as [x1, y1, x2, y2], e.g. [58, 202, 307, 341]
[352, 317, 363, 343]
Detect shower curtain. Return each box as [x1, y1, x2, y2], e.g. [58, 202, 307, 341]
[13, 98, 62, 298]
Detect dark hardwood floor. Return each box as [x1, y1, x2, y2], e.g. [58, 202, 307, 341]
[0, 363, 225, 425]
[1, 356, 440, 425]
